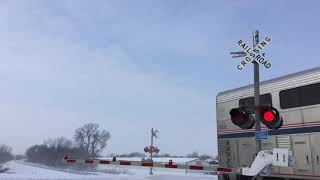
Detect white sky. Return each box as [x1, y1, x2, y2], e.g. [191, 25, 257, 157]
[0, 0, 320, 156]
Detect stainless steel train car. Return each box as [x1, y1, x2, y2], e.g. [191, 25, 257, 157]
[216, 67, 320, 180]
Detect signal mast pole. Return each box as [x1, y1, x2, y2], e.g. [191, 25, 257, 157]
[230, 31, 262, 153]
[229, 31, 265, 180]
[150, 128, 154, 175]
[253, 31, 263, 180]
[149, 128, 159, 175]
[253, 30, 262, 153]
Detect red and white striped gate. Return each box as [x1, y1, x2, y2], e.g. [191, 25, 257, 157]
[63, 156, 238, 174]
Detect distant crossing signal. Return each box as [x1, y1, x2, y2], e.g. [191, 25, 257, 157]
[260, 106, 283, 129]
[229, 108, 255, 129]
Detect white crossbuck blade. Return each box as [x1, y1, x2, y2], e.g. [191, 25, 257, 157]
[235, 36, 272, 70]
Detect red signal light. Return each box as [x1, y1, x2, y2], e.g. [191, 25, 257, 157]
[260, 106, 283, 129]
[263, 111, 275, 122]
[230, 108, 255, 129]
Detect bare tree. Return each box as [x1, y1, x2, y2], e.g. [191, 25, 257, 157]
[44, 137, 73, 151]
[74, 123, 111, 158]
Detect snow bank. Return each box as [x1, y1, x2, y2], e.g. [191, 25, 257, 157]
[0, 160, 217, 180]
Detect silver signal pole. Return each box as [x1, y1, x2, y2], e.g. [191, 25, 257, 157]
[149, 128, 154, 175]
[230, 30, 263, 180]
[253, 30, 262, 154]
[253, 30, 262, 180]
[149, 128, 159, 175]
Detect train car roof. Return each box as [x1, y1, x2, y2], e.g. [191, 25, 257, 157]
[217, 66, 320, 97]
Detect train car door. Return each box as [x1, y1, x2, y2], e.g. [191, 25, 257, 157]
[292, 135, 313, 175]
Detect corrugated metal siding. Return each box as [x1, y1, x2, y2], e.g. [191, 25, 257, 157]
[276, 136, 291, 149]
[217, 68, 320, 103]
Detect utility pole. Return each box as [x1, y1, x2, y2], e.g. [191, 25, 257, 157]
[253, 30, 262, 154]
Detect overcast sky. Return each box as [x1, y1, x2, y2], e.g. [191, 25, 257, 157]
[0, 0, 319, 156]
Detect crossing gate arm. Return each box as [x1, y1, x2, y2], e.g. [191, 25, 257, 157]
[63, 156, 238, 174]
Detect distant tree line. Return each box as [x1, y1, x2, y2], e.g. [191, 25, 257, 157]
[25, 123, 111, 167]
[153, 153, 184, 158]
[117, 152, 146, 158]
[26, 137, 86, 166]
[186, 152, 214, 160]
[0, 144, 14, 163]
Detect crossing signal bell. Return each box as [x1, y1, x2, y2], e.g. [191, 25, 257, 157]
[229, 106, 283, 129]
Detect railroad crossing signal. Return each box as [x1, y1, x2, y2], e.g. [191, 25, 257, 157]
[232, 36, 272, 70]
[144, 146, 160, 153]
[229, 105, 283, 130]
[149, 128, 159, 175]
[230, 31, 274, 166]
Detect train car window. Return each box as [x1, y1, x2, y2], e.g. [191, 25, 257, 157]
[239, 97, 254, 107]
[261, 94, 273, 106]
[279, 87, 300, 109]
[300, 83, 320, 106]
[239, 94, 272, 113]
[280, 82, 320, 109]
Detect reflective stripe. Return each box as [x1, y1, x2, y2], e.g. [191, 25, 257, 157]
[85, 160, 93, 164]
[67, 159, 76, 163]
[218, 125, 320, 139]
[217, 167, 232, 172]
[99, 160, 110, 164]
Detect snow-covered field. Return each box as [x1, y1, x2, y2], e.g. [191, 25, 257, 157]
[0, 161, 218, 180]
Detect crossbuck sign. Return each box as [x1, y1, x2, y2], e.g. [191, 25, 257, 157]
[236, 36, 272, 70]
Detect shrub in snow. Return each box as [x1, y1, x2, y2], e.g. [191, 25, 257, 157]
[0, 145, 14, 163]
[0, 165, 10, 173]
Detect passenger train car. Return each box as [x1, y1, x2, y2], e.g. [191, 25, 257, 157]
[216, 67, 320, 180]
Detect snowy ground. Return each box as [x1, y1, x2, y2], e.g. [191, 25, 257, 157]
[0, 161, 218, 180]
